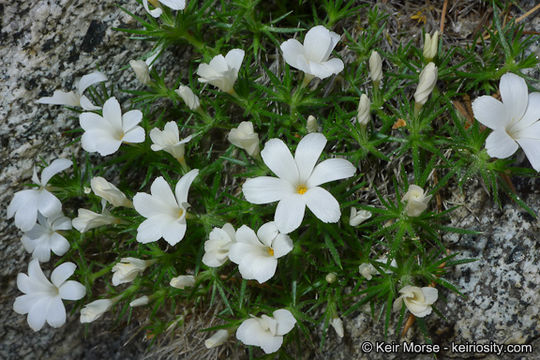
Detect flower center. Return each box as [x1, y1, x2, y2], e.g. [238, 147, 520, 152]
[296, 184, 308, 195]
[115, 130, 125, 141]
[177, 208, 184, 218]
[266, 247, 274, 257]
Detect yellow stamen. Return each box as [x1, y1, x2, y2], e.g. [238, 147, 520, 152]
[296, 184, 308, 195]
[177, 208, 184, 218]
[148, 0, 160, 7]
[267, 247, 274, 257]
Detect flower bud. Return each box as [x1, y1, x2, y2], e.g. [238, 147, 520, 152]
[414, 62, 438, 107]
[349, 207, 371, 226]
[423, 31, 439, 61]
[356, 94, 371, 126]
[330, 317, 344, 338]
[72, 208, 118, 233]
[227, 121, 260, 157]
[306, 115, 318, 133]
[204, 329, 230, 348]
[129, 60, 151, 85]
[175, 85, 200, 111]
[91, 177, 132, 208]
[80, 298, 115, 323]
[358, 263, 377, 280]
[325, 272, 337, 283]
[129, 296, 150, 307]
[112, 257, 153, 286]
[369, 51, 382, 85]
[83, 186, 91, 194]
[170, 275, 196, 289]
[402, 184, 432, 217]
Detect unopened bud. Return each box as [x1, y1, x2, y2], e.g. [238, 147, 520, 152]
[129, 60, 151, 85]
[325, 272, 337, 283]
[423, 31, 439, 61]
[306, 115, 318, 133]
[369, 51, 382, 85]
[414, 62, 438, 107]
[356, 94, 371, 126]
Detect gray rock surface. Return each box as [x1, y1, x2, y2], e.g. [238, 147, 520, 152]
[1, 1, 539, 359]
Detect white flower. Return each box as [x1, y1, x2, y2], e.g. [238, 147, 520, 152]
[280, 25, 344, 80]
[112, 257, 153, 286]
[21, 212, 71, 263]
[196, 49, 245, 93]
[72, 208, 118, 233]
[306, 115, 318, 133]
[129, 60, 151, 85]
[80, 97, 145, 156]
[175, 85, 201, 110]
[236, 309, 296, 354]
[170, 275, 195, 289]
[402, 184, 432, 217]
[356, 94, 371, 126]
[205, 329, 229, 349]
[7, 158, 72, 231]
[330, 317, 344, 338]
[242, 133, 356, 234]
[472, 73, 540, 171]
[14, 260, 86, 331]
[228, 222, 293, 283]
[129, 296, 150, 307]
[349, 207, 371, 226]
[150, 121, 192, 161]
[423, 31, 439, 61]
[359, 257, 396, 280]
[36, 71, 107, 110]
[133, 170, 199, 245]
[143, 0, 186, 18]
[80, 298, 116, 323]
[202, 223, 236, 267]
[414, 62, 438, 106]
[91, 177, 132, 208]
[393, 285, 438, 318]
[369, 51, 382, 84]
[227, 121, 260, 157]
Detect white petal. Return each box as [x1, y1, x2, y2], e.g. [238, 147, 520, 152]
[471, 95, 507, 130]
[500, 73, 528, 121]
[102, 97, 123, 132]
[17, 273, 32, 294]
[304, 25, 333, 63]
[59, 281, 86, 300]
[77, 71, 107, 95]
[123, 127, 145, 143]
[307, 158, 356, 187]
[40, 159, 72, 185]
[133, 192, 168, 218]
[28, 259, 51, 287]
[225, 49, 245, 71]
[258, 333, 283, 354]
[485, 130, 518, 158]
[273, 309, 296, 336]
[79, 112, 112, 132]
[27, 298, 49, 331]
[304, 187, 340, 223]
[307, 62, 335, 79]
[151, 177, 178, 208]
[159, 0, 186, 10]
[13, 294, 41, 314]
[79, 95, 101, 111]
[36, 90, 80, 107]
[143, 0, 163, 17]
[280, 39, 308, 72]
[32, 245, 51, 263]
[261, 138, 299, 184]
[228, 242, 258, 265]
[37, 190, 62, 218]
[46, 297, 66, 328]
[257, 222, 279, 246]
[294, 133, 326, 182]
[82, 131, 122, 156]
[51, 262, 76, 287]
[274, 196, 305, 234]
[516, 136, 540, 172]
[240, 253, 277, 283]
[271, 234, 293, 258]
[162, 221, 187, 246]
[319, 58, 344, 76]
[422, 287, 438, 305]
[8, 190, 39, 231]
[122, 110, 143, 132]
[136, 218, 166, 244]
[236, 318, 267, 347]
[175, 169, 199, 204]
[519, 92, 540, 129]
[243, 176, 293, 204]
[234, 225, 260, 246]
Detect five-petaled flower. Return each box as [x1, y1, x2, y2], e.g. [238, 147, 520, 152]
[14, 260, 86, 331]
[21, 212, 71, 263]
[472, 72, 540, 171]
[133, 170, 199, 245]
[111, 257, 154, 286]
[80, 97, 145, 156]
[36, 71, 107, 110]
[8, 159, 72, 231]
[228, 222, 293, 283]
[150, 121, 192, 162]
[402, 184, 432, 217]
[393, 285, 438, 318]
[280, 25, 344, 81]
[236, 309, 296, 354]
[242, 133, 356, 234]
[197, 49, 245, 93]
[202, 223, 236, 267]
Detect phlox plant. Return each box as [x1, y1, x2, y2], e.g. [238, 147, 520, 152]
[7, 0, 539, 358]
